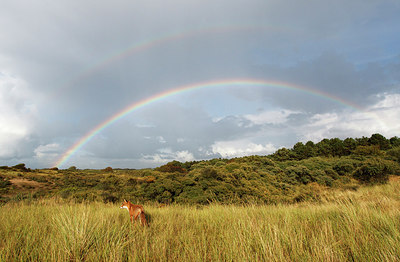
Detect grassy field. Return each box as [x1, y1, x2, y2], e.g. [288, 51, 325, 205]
[1, 177, 400, 261]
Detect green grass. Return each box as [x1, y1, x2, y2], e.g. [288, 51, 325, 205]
[1, 179, 400, 261]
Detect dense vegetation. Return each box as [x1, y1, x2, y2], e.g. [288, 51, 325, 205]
[1, 179, 400, 261]
[1, 134, 399, 205]
[1, 134, 400, 261]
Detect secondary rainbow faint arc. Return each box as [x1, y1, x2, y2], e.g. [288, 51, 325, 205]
[55, 25, 289, 95]
[54, 78, 364, 167]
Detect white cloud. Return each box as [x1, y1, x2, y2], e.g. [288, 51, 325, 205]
[33, 143, 61, 166]
[300, 93, 400, 142]
[243, 109, 298, 126]
[141, 148, 195, 165]
[211, 139, 276, 158]
[370, 93, 400, 134]
[0, 72, 37, 158]
[34, 143, 61, 158]
[157, 136, 167, 144]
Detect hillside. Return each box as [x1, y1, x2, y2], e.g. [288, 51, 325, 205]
[1, 134, 399, 205]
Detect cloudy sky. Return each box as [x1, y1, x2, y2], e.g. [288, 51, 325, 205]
[1, 0, 399, 169]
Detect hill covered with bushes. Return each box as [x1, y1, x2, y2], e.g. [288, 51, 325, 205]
[1, 134, 400, 205]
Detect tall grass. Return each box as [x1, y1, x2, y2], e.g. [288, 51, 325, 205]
[1, 179, 400, 261]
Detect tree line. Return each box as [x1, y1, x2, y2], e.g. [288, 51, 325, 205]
[1, 133, 399, 205]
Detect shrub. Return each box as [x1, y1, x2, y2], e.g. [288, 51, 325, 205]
[101, 192, 118, 203]
[386, 147, 400, 163]
[333, 159, 357, 176]
[352, 158, 391, 184]
[200, 167, 220, 180]
[284, 165, 314, 185]
[102, 167, 113, 172]
[353, 145, 381, 156]
[271, 148, 293, 161]
[156, 161, 187, 173]
[0, 178, 11, 189]
[12, 163, 30, 172]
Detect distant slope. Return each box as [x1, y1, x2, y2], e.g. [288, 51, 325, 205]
[1, 134, 399, 204]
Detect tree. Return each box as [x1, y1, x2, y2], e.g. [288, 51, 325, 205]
[356, 136, 369, 146]
[343, 138, 357, 155]
[353, 145, 381, 156]
[387, 147, 400, 163]
[271, 148, 293, 161]
[293, 142, 307, 160]
[316, 139, 332, 156]
[103, 167, 113, 172]
[304, 141, 316, 158]
[12, 163, 30, 172]
[156, 161, 187, 173]
[389, 136, 400, 147]
[329, 138, 345, 156]
[369, 133, 390, 150]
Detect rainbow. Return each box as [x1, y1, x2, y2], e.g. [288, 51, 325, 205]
[53, 25, 289, 97]
[54, 78, 366, 168]
[73, 25, 287, 79]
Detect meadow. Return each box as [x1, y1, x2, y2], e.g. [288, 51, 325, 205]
[1, 177, 400, 261]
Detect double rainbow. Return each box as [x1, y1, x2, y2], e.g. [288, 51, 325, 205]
[53, 25, 290, 97]
[54, 78, 367, 168]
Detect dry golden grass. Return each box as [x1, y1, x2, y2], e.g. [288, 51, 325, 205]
[1, 177, 400, 261]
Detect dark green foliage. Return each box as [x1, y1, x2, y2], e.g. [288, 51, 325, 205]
[352, 158, 393, 184]
[390, 136, 400, 147]
[271, 134, 398, 162]
[333, 159, 358, 176]
[284, 165, 314, 184]
[101, 192, 118, 203]
[387, 147, 400, 163]
[343, 138, 357, 154]
[0, 178, 11, 188]
[369, 133, 390, 150]
[0, 177, 12, 194]
[1, 134, 399, 205]
[271, 148, 293, 161]
[292, 142, 307, 160]
[103, 167, 113, 172]
[155, 161, 187, 173]
[353, 145, 381, 156]
[12, 163, 30, 172]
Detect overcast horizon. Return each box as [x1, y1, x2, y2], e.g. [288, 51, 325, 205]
[1, 0, 399, 169]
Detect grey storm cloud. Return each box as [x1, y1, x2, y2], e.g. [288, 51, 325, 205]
[0, 0, 399, 168]
[250, 52, 400, 112]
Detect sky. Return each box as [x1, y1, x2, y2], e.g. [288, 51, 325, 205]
[0, 0, 399, 169]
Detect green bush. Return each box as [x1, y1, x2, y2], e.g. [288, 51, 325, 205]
[155, 161, 187, 173]
[12, 163, 30, 172]
[387, 147, 400, 163]
[284, 165, 314, 185]
[353, 145, 381, 156]
[352, 158, 391, 184]
[102, 167, 113, 172]
[333, 159, 357, 176]
[101, 192, 118, 203]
